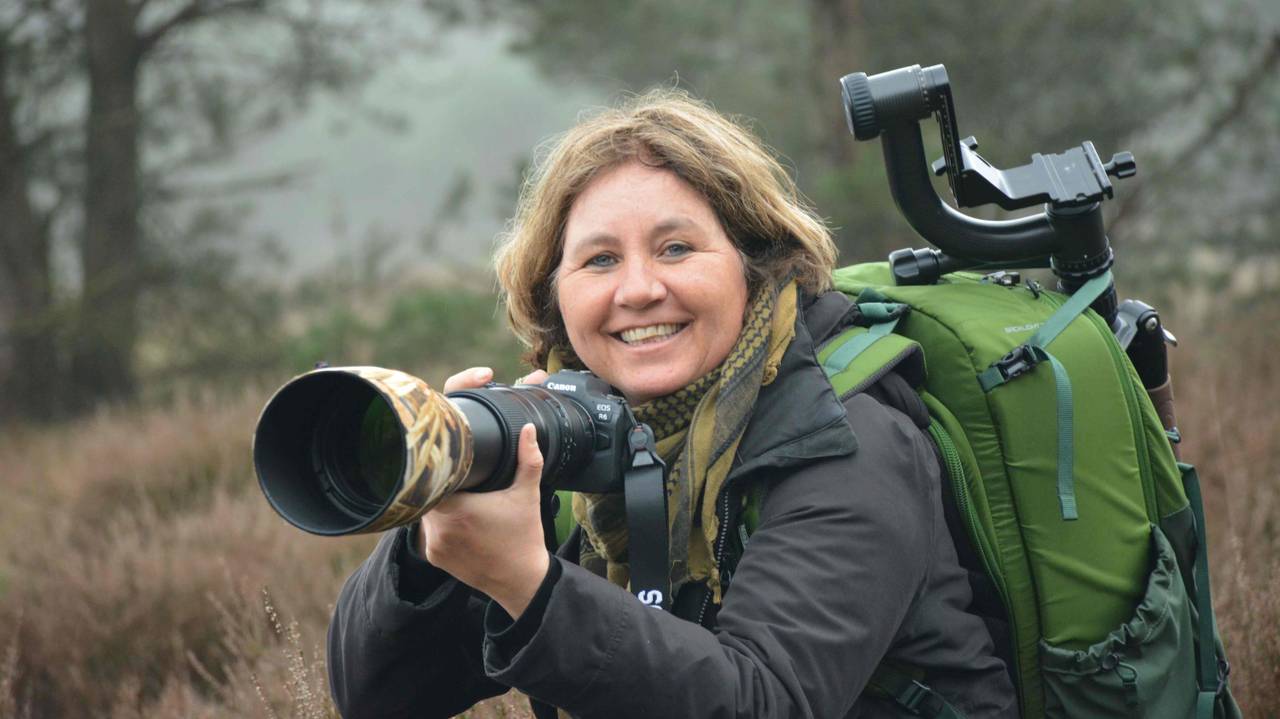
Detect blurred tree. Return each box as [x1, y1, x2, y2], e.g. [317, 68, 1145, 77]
[1106, 7, 1280, 297]
[0, 0, 411, 420]
[0, 2, 78, 421]
[426, 0, 1277, 281]
[0, 65, 52, 415]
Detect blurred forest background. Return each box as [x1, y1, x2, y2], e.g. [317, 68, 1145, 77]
[0, 0, 1277, 716]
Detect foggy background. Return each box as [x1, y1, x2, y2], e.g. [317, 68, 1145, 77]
[2, 0, 1277, 421]
[1, 1, 1277, 717]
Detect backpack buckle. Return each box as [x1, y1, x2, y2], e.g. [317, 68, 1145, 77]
[898, 680, 946, 716]
[899, 681, 929, 710]
[978, 343, 1048, 392]
[994, 344, 1042, 382]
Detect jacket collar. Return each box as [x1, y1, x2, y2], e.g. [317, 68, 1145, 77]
[729, 290, 860, 479]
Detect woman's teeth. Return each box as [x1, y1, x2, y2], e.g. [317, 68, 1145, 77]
[619, 323, 686, 345]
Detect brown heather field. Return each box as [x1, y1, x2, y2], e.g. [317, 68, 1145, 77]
[0, 308, 1276, 718]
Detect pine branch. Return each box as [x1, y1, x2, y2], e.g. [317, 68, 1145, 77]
[138, 0, 264, 56]
[1111, 29, 1280, 232]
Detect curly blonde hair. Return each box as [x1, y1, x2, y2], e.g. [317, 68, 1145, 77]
[494, 89, 838, 369]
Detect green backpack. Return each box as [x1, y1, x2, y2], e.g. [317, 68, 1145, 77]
[813, 262, 1240, 718]
[550, 261, 1240, 718]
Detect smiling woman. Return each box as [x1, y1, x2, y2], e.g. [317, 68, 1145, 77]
[495, 90, 839, 375]
[554, 162, 749, 404]
[326, 90, 1017, 719]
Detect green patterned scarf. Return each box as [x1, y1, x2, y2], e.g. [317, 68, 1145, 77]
[548, 279, 798, 603]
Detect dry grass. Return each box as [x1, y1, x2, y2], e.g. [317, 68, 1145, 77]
[0, 386, 530, 718]
[1177, 304, 1280, 714]
[0, 311, 1275, 718]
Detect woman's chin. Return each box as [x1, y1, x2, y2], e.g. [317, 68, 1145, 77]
[612, 365, 706, 405]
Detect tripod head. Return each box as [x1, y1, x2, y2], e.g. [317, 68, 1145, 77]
[840, 64, 1136, 321]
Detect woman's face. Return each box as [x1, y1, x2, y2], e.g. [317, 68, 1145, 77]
[555, 161, 749, 405]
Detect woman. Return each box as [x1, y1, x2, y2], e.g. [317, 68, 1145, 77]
[327, 90, 1016, 718]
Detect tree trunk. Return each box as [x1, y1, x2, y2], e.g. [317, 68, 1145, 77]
[0, 40, 59, 422]
[802, 0, 874, 259]
[71, 0, 142, 407]
[805, 0, 864, 168]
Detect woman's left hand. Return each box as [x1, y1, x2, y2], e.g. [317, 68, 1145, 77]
[419, 369, 551, 618]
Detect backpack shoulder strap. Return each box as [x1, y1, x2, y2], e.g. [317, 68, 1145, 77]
[817, 304, 968, 718]
[734, 299, 925, 538]
[817, 297, 926, 397]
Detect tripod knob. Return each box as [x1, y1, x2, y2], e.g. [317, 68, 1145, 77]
[1104, 152, 1137, 179]
[840, 72, 880, 140]
[841, 65, 950, 142]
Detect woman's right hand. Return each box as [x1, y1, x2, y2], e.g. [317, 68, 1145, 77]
[416, 366, 550, 618]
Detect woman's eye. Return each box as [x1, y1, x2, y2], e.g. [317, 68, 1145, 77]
[663, 242, 692, 258]
[586, 254, 616, 268]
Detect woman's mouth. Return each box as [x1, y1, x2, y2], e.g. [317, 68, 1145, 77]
[615, 322, 689, 346]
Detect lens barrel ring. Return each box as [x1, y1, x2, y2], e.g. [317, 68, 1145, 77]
[542, 398, 580, 477]
[446, 387, 531, 491]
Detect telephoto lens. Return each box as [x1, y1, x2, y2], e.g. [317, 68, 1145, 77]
[252, 366, 599, 536]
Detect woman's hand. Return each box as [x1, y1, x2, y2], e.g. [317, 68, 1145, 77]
[417, 366, 551, 619]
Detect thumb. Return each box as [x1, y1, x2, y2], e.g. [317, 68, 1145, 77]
[517, 369, 549, 386]
[512, 423, 545, 492]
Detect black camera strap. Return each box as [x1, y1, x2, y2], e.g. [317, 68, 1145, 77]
[623, 424, 670, 611]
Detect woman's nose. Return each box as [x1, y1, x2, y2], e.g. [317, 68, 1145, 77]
[614, 259, 667, 308]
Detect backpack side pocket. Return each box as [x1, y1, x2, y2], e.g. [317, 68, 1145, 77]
[1039, 525, 1197, 718]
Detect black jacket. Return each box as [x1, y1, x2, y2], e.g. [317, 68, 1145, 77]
[327, 290, 1017, 718]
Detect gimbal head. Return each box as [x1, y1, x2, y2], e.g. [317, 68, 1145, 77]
[840, 64, 1136, 322]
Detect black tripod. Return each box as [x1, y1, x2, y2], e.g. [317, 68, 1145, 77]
[840, 64, 1176, 396]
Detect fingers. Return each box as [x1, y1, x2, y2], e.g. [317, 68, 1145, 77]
[516, 369, 549, 386]
[511, 423, 544, 490]
[442, 366, 493, 393]
[441, 367, 551, 394]
[424, 423, 542, 560]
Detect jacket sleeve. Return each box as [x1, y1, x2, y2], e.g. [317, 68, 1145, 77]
[327, 526, 508, 719]
[481, 395, 939, 719]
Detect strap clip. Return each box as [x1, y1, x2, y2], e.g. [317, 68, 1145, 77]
[993, 344, 1043, 383]
[898, 680, 947, 716]
[899, 681, 930, 711]
[628, 423, 660, 465]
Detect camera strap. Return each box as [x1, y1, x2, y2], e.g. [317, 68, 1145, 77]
[624, 424, 670, 611]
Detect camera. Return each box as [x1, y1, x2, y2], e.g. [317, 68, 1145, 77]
[252, 366, 638, 536]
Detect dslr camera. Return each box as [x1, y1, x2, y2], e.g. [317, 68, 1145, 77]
[253, 367, 641, 536]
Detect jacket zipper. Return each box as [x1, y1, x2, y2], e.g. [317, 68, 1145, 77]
[696, 487, 735, 627]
